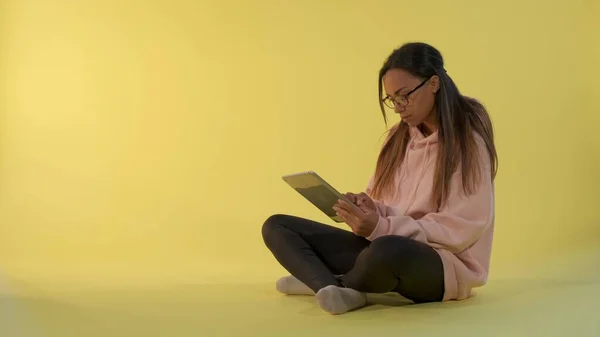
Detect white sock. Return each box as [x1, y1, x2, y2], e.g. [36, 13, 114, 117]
[315, 285, 367, 315]
[275, 275, 315, 295]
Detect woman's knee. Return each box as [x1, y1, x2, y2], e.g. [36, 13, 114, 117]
[261, 214, 288, 247]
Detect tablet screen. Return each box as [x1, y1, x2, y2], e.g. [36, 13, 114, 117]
[294, 185, 339, 218]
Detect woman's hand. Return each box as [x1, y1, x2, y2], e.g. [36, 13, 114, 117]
[349, 192, 378, 214]
[333, 192, 380, 237]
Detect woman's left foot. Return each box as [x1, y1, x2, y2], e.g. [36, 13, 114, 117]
[275, 275, 315, 295]
[315, 285, 367, 315]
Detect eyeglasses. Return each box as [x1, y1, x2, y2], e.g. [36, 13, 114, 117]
[382, 76, 431, 109]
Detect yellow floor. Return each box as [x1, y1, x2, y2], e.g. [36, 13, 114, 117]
[1, 247, 599, 337]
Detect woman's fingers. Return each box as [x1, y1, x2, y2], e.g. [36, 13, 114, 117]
[338, 199, 363, 216]
[357, 192, 377, 210]
[333, 205, 358, 231]
[344, 193, 358, 204]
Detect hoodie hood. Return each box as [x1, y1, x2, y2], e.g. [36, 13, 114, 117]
[408, 125, 439, 146]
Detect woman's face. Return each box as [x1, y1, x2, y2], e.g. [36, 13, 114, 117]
[382, 68, 439, 129]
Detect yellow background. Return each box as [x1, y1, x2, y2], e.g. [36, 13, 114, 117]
[1, 0, 599, 295]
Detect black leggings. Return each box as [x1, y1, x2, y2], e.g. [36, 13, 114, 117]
[262, 214, 445, 303]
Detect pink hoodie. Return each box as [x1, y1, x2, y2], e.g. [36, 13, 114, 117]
[365, 125, 495, 301]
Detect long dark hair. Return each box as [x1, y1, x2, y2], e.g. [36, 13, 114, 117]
[370, 42, 498, 208]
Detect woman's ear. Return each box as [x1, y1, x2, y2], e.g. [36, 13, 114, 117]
[430, 75, 440, 94]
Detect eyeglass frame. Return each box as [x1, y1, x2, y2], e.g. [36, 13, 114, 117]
[381, 76, 432, 109]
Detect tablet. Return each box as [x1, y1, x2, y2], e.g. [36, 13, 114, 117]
[282, 171, 363, 223]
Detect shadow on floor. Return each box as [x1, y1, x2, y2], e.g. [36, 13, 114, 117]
[0, 275, 597, 337]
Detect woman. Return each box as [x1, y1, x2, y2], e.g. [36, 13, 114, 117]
[261, 42, 498, 315]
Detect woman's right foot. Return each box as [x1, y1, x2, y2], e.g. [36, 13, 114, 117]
[276, 275, 315, 295]
[315, 285, 367, 315]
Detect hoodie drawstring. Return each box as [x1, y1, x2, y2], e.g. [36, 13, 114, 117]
[404, 141, 430, 212]
[397, 137, 414, 186]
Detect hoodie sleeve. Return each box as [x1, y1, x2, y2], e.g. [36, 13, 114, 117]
[365, 176, 391, 217]
[366, 142, 494, 254]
